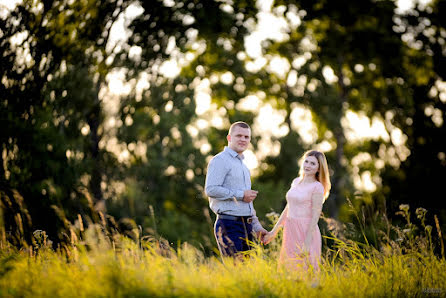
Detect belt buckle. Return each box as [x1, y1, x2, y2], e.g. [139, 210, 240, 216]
[246, 217, 253, 224]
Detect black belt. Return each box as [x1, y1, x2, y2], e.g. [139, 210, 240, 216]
[218, 214, 253, 224]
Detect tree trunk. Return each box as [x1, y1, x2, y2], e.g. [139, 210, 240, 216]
[326, 56, 348, 218]
[88, 81, 105, 213]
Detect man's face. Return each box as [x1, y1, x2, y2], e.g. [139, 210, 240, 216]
[227, 126, 251, 154]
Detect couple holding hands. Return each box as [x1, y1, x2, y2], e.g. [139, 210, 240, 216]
[205, 121, 331, 271]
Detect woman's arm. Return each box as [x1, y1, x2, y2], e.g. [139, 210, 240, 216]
[271, 204, 288, 235]
[303, 192, 324, 250]
[263, 204, 288, 244]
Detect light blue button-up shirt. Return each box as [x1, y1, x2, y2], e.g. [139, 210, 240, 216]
[205, 146, 263, 232]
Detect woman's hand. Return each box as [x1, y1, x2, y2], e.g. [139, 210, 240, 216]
[262, 231, 274, 245]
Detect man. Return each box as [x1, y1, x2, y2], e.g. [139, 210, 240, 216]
[205, 121, 267, 257]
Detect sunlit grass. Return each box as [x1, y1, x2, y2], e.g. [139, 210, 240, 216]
[1, 207, 445, 297]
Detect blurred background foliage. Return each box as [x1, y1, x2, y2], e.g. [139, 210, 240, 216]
[1, 0, 445, 253]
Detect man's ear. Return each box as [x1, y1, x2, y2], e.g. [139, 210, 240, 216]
[226, 134, 231, 142]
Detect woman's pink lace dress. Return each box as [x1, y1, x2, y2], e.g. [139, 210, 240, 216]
[279, 178, 324, 271]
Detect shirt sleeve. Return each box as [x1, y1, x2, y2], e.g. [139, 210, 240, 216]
[205, 156, 243, 200]
[250, 208, 264, 232]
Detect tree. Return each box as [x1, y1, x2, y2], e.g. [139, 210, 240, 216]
[241, 0, 419, 221]
[108, 0, 259, 246]
[0, 0, 127, 245]
[380, 0, 446, 228]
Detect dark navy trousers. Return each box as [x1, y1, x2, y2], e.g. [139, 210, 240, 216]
[214, 218, 253, 257]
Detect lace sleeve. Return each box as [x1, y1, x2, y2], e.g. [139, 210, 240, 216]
[304, 188, 324, 249]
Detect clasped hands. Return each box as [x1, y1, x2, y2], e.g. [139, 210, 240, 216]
[262, 230, 275, 245]
[262, 230, 311, 253]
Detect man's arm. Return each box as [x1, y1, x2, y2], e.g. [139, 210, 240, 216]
[250, 208, 267, 234]
[205, 157, 244, 200]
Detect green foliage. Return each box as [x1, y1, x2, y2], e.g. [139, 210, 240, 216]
[1, 0, 446, 254]
[378, 2, 446, 228]
[251, 180, 288, 229]
[106, 0, 261, 250]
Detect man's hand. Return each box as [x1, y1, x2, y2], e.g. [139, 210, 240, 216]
[262, 231, 274, 245]
[243, 189, 258, 203]
[255, 228, 268, 242]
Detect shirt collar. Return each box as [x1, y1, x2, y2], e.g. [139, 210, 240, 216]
[224, 146, 244, 160]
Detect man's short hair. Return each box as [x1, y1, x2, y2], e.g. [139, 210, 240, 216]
[229, 121, 250, 135]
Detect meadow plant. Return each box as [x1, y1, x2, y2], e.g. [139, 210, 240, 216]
[0, 206, 445, 297]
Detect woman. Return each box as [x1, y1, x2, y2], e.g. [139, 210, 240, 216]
[263, 150, 331, 271]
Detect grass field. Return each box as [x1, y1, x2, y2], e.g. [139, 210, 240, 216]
[1, 207, 445, 297]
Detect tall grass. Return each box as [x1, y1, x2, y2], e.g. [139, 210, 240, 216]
[0, 205, 445, 297]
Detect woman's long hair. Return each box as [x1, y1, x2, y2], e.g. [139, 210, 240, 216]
[298, 150, 331, 200]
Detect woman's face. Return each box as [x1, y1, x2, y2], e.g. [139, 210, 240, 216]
[303, 155, 319, 177]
